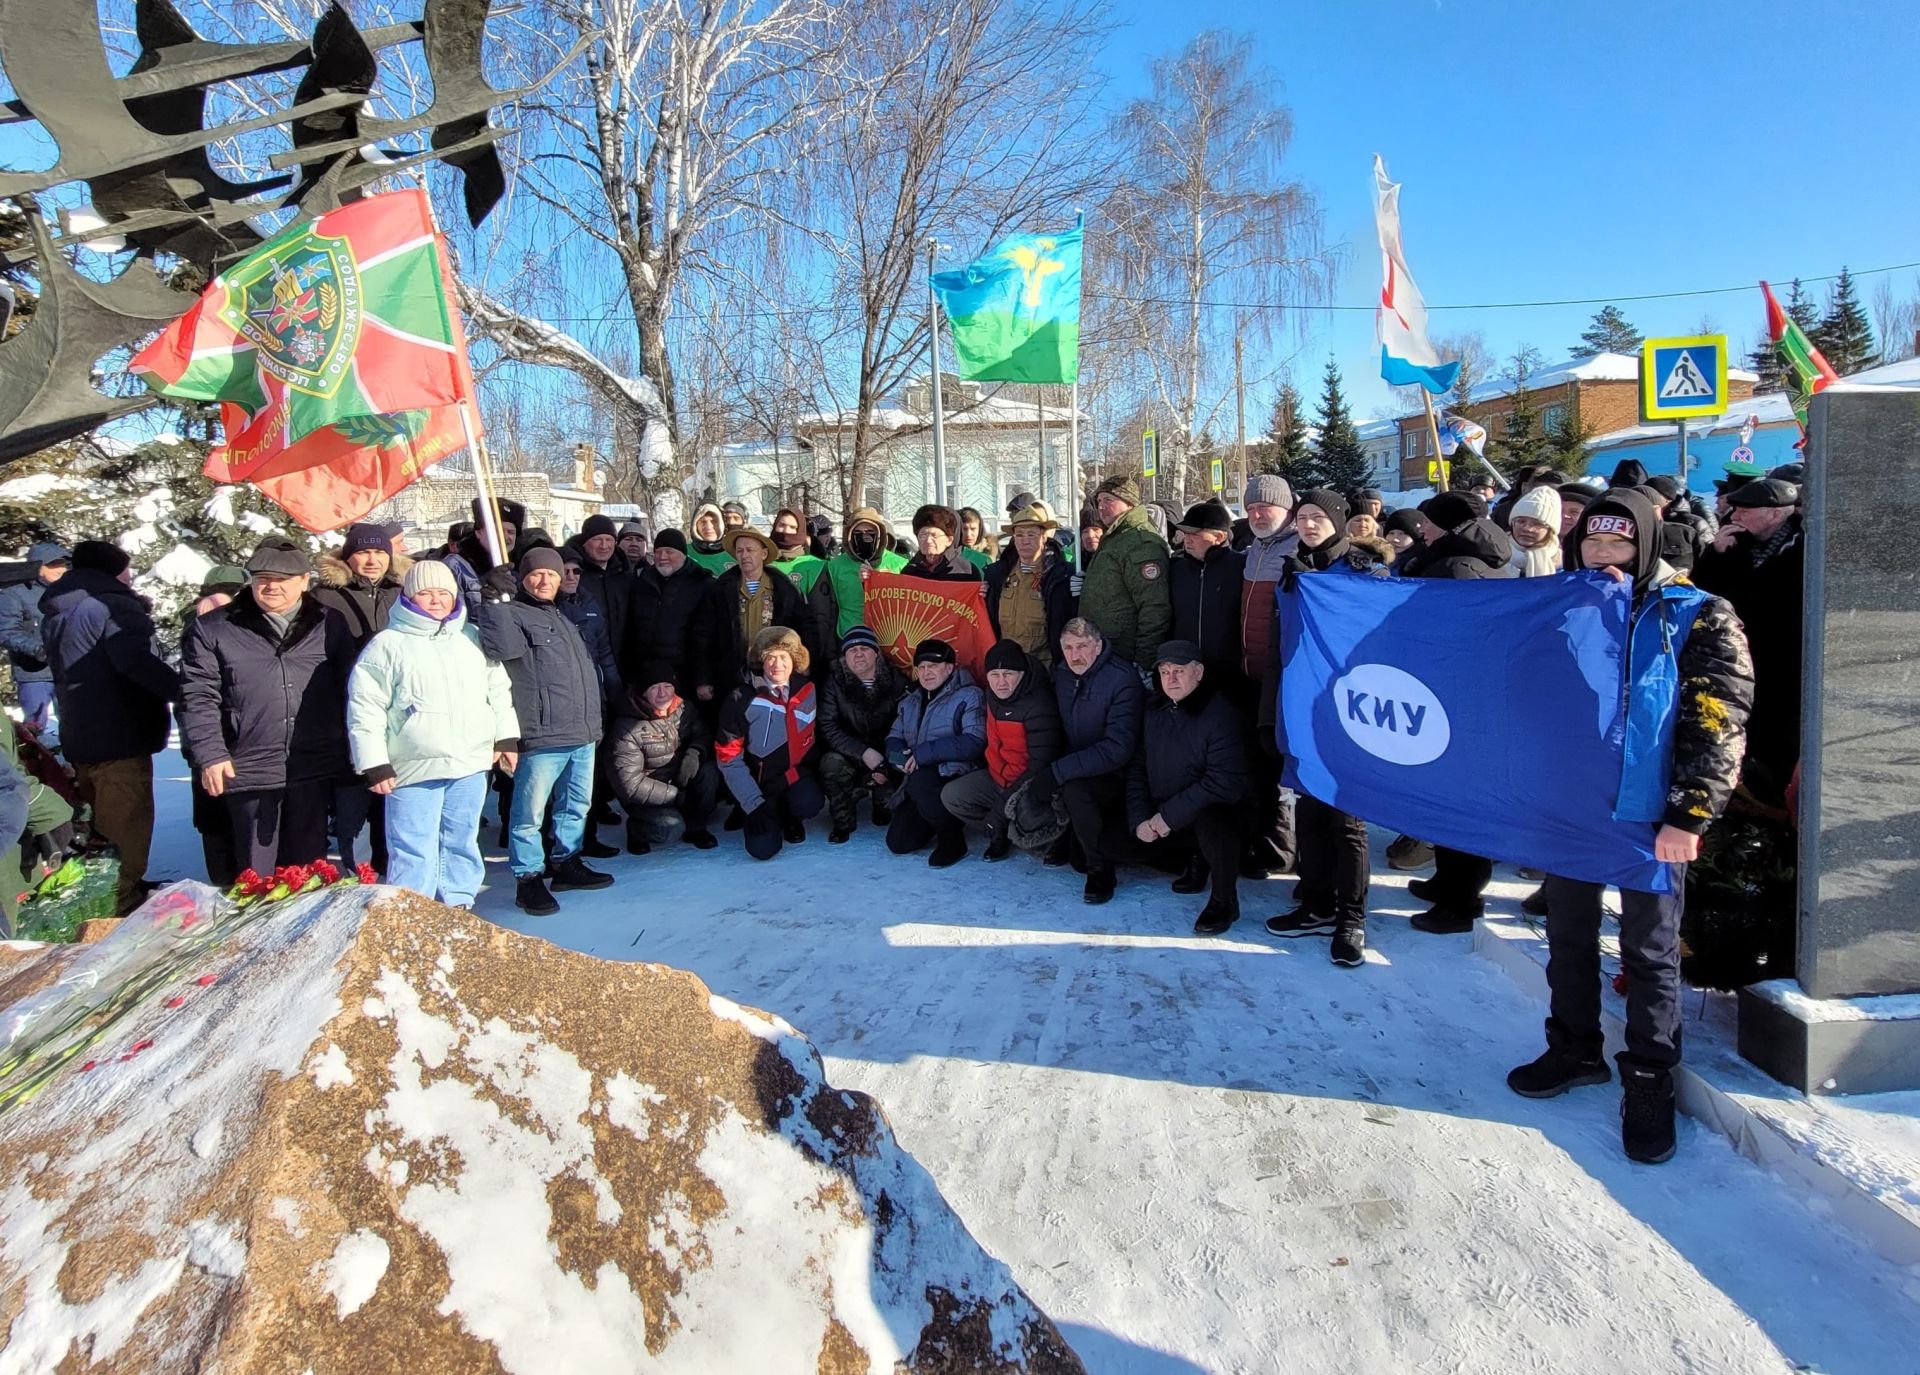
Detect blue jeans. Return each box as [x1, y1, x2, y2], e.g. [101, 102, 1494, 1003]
[385, 772, 489, 906]
[510, 744, 594, 877]
[17, 680, 53, 734]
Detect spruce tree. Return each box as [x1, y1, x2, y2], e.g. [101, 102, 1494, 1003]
[1258, 380, 1316, 486]
[1311, 358, 1369, 495]
[1489, 347, 1551, 477]
[1811, 267, 1880, 375]
[1576, 305, 1642, 357]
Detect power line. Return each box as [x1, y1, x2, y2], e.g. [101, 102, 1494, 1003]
[484, 259, 1920, 326]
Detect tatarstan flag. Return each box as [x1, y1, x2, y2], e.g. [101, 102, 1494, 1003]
[1761, 279, 1839, 434]
[130, 189, 477, 531]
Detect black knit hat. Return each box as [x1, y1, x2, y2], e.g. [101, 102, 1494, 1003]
[840, 624, 881, 654]
[913, 638, 956, 666]
[72, 539, 130, 577]
[341, 523, 389, 558]
[1381, 508, 1424, 539]
[1422, 491, 1485, 531]
[518, 546, 565, 577]
[636, 660, 677, 692]
[1569, 487, 1661, 592]
[581, 513, 617, 541]
[1557, 483, 1596, 509]
[1295, 489, 1350, 529]
[983, 639, 1027, 674]
[653, 528, 687, 553]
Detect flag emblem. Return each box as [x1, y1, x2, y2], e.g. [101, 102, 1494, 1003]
[217, 228, 362, 400]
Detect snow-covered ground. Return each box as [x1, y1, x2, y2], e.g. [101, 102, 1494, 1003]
[139, 754, 1920, 1373]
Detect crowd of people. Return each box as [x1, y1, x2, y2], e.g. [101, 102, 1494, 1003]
[2, 450, 1808, 1163]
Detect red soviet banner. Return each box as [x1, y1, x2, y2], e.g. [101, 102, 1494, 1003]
[861, 573, 990, 679]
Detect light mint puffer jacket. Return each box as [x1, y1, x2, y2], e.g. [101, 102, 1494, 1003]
[347, 598, 519, 787]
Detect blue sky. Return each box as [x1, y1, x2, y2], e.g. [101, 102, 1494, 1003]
[1092, 0, 1920, 419]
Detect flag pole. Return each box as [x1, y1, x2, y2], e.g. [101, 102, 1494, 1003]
[1421, 391, 1448, 490]
[926, 239, 947, 507]
[458, 403, 508, 566]
[1069, 379, 1080, 515]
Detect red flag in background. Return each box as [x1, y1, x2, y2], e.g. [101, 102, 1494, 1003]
[130, 189, 479, 531]
[861, 573, 991, 680]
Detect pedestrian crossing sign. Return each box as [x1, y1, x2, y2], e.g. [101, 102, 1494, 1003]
[1641, 334, 1728, 419]
[1209, 456, 1224, 492]
[1142, 429, 1158, 478]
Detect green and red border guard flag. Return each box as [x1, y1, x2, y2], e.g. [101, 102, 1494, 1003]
[131, 189, 478, 531]
[1760, 279, 1839, 436]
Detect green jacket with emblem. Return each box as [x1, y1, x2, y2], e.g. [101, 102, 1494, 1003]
[1075, 505, 1172, 673]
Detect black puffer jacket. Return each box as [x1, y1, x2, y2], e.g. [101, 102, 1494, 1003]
[820, 658, 910, 759]
[713, 565, 812, 690]
[982, 647, 1063, 790]
[1168, 542, 1245, 686]
[1128, 678, 1249, 831]
[628, 560, 720, 692]
[38, 569, 180, 764]
[608, 694, 709, 808]
[311, 552, 405, 650]
[179, 591, 357, 789]
[1396, 518, 1517, 580]
[1692, 519, 1801, 790]
[475, 590, 604, 751]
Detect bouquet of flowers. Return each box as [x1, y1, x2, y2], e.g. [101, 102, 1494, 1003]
[225, 859, 377, 908]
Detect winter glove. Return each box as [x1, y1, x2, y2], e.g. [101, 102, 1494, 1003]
[1026, 768, 1057, 808]
[1068, 573, 1084, 596]
[675, 751, 702, 785]
[483, 566, 518, 601]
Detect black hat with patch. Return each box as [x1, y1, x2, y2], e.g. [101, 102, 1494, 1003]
[1725, 477, 1798, 510]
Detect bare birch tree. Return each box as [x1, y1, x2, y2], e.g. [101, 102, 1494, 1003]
[1094, 30, 1335, 501]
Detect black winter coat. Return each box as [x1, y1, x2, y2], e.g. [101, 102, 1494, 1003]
[982, 648, 1063, 790]
[1651, 572, 1755, 832]
[311, 553, 404, 649]
[1396, 519, 1517, 580]
[38, 569, 179, 764]
[628, 560, 720, 692]
[179, 592, 357, 789]
[713, 565, 812, 691]
[820, 659, 910, 759]
[1128, 680, 1249, 831]
[565, 541, 634, 664]
[1168, 542, 1245, 686]
[1692, 522, 1802, 790]
[1049, 642, 1144, 785]
[608, 696, 709, 808]
[982, 548, 1075, 660]
[557, 590, 623, 707]
[475, 590, 604, 751]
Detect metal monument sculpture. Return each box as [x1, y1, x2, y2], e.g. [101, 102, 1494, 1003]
[0, 0, 573, 462]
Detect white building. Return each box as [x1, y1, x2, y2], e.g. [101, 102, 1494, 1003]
[694, 376, 1083, 536]
[1356, 419, 1403, 492]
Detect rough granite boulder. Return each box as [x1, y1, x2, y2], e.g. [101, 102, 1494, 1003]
[0, 883, 1084, 1373]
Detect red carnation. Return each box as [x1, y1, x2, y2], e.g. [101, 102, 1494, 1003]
[235, 868, 263, 888]
[312, 858, 340, 884]
[356, 862, 378, 885]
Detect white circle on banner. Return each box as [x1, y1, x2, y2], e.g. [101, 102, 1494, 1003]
[1332, 663, 1451, 766]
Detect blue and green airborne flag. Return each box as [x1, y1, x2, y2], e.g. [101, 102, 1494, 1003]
[930, 225, 1081, 383]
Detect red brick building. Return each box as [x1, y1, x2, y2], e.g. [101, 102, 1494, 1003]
[1394, 352, 1757, 486]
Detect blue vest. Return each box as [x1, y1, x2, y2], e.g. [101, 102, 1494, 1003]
[1612, 580, 1710, 823]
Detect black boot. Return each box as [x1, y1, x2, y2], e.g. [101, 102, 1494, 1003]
[1407, 876, 1440, 903]
[1264, 904, 1334, 937]
[1194, 893, 1239, 935]
[828, 823, 853, 844]
[723, 807, 745, 832]
[683, 828, 718, 850]
[1620, 1062, 1678, 1164]
[1330, 919, 1367, 968]
[549, 854, 613, 891]
[928, 831, 967, 868]
[582, 836, 620, 859]
[1043, 834, 1071, 867]
[1506, 1046, 1611, 1100]
[1171, 854, 1208, 895]
[983, 831, 1012, 862]
[515, 875, 558, 915]
[625, 830, 652, 856]
[1409, 904, 1479, 935]
[1083, 865, 1115, 904]
[1521, 884, 1550, 917]
[782, 814, 807, 844]
[870, 798, 892, 826]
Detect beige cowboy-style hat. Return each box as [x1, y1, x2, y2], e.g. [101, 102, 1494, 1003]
[1001, 501, 1060, 536]
[722, 525, 777, 558]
